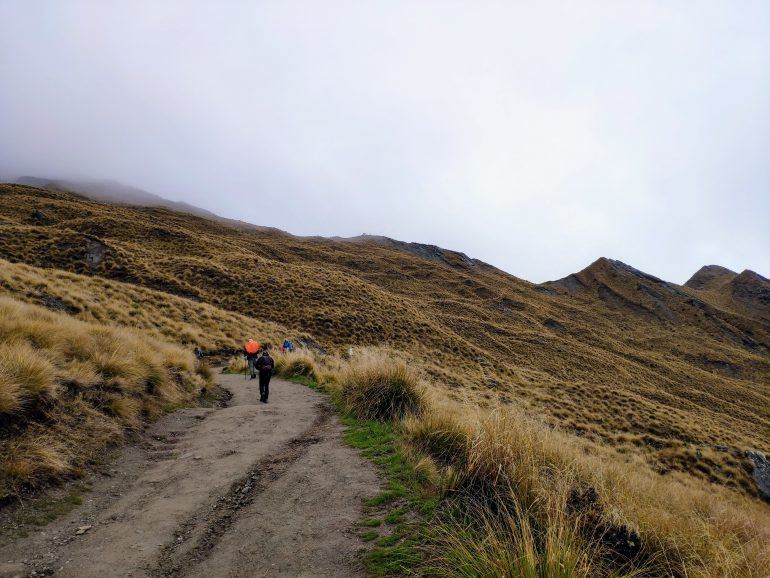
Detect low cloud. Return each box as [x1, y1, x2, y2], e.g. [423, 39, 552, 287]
[1, 1, 768, 282]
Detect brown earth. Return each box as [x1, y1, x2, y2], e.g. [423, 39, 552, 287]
[0, 373, 380, 578]
[0, 182, 768, 498]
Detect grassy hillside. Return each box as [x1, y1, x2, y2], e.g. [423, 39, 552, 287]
[0, 258, 302, 353]
[1, 183, 768, 500]
[0, 296, 207, 499]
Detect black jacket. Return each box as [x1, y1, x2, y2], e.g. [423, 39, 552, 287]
[256, 354, 274, 374]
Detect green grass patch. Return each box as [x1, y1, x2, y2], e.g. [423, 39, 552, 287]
[367, 539, 423, 575]
[361, 530, 379, 542]
[384, 508, 407, 525]
[288, 375, 323, 391]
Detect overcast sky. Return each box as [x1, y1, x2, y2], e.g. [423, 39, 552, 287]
[1, 1, 768, 283]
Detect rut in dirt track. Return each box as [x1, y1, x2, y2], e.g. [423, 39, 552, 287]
[153, 404, 333, 577]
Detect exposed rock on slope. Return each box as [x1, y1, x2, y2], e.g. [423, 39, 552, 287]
[746, 450, 770, 502]
[337, 234, 494, 271]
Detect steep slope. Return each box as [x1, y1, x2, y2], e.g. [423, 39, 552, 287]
[0, 259, 300, 353]
[686, 264, 770, 323]
[1, 183, 768, 498]
[0, 296, 206, 498]
[547, 257, 768, 352]
[730, 270, 770, 318]
[685, 264, 737, 291]
[11, 176, 287, 235]
[13, 176, 222, 222]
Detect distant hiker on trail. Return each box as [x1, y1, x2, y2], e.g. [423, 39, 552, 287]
[193, 346, 205, 371]
[256, 348, 275, 403]
[282, 339, 294, 353]
[244, 339, 260, 379]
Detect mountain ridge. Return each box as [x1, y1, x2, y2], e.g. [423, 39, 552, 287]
[12, 175, 755, 286]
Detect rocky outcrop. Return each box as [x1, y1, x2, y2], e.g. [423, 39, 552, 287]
[85, 237, 109, 269]
[340, 234, 495, 271]
[745, 450, 770, 502]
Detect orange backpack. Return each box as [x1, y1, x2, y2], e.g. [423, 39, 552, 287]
[245, 340, 259, 354]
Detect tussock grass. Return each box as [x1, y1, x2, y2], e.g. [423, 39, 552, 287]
[409, 404, 770, 577]
[429, 501, 600, 578]
[0, 296, 207, 499]
[402, 409, 469, 468]
[336, 349, 427, 421]
[1, 437, 73, 494]
[316, 350, 769, 576]
[0, 257, 299, 354]
[0, 185, 768, 572]
[275, 350, 319, 381]
[224, 356, 247, 375]
[0, 342, 57, 407]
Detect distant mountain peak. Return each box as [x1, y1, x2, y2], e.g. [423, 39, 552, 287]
[684, 265, 737, 290]
[730, 270, 770, 312]
[547, 257, 667, 294]
[735, 269, 768, 283]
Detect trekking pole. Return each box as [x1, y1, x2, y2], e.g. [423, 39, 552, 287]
[244, 357, 247, 381]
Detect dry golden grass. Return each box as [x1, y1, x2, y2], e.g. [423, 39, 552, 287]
[452, 409, 769, 576]
[0, 296, 207, 499]
[0, 258, 297, 353]
[225, 349, 321, 380]
[316, 350, 770, 577]
[428, 501, 600, 578]
[224, 355, 248, 375]
[1, 183, 767, 498]
[334, 348, 427, 421]
[274, 349, 320, 381]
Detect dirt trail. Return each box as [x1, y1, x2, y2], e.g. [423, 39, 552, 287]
[0, 373, 381, 577]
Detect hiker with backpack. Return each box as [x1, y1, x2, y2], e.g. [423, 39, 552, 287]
[256, 348, 275, 403]
[244, 339, 260, 379]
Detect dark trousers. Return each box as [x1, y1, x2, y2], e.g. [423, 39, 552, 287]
[248, 358, 257, 378]
[259, 371, 271, 400]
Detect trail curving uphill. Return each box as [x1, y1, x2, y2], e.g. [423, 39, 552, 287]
[0, 374, 381, 577]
